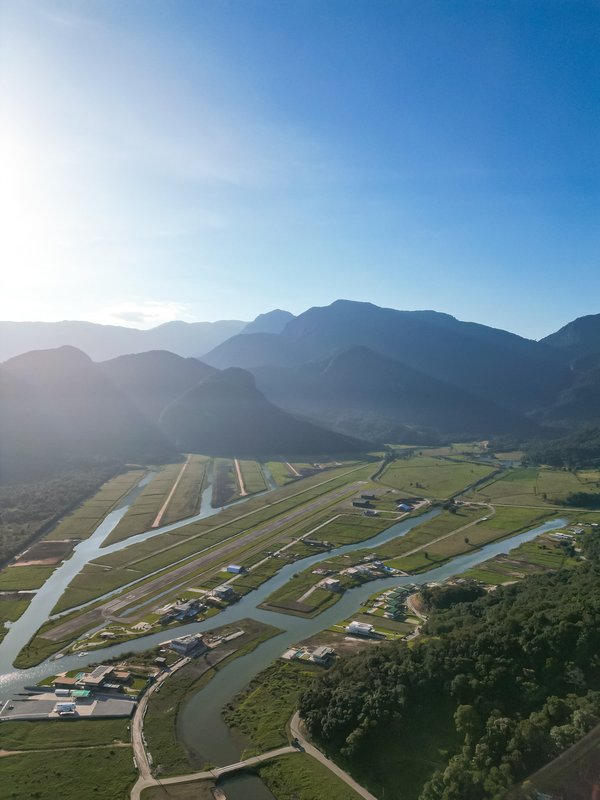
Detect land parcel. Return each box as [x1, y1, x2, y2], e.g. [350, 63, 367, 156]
[379, 455, 496, 498]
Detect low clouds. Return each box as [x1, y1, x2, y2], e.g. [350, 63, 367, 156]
[96, 300, 197, 328]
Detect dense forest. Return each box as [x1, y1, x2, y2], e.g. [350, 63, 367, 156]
[299, 534, 600, 799]
[526, 426, 600, 469]
[0, 462, 119, 565]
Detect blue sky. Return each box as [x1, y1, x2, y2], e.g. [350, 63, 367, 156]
[1, 0, 598, 338]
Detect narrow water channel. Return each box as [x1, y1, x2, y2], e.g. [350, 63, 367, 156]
[0, 465, 257, 684]
[0, 477, 567, 771]
[176, 516, 568, 767]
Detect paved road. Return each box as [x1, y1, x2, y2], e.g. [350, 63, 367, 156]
[290, 712, 379, 800]
[131, 656, 191, 781]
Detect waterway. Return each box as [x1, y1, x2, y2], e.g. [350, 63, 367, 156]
[0, 506, 567, 766]
[176, 516, 568, 767]
[0, 465, 258, 684]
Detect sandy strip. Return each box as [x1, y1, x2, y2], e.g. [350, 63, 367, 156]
[151, 456, 191, 528]
[233, 458, 248, 497]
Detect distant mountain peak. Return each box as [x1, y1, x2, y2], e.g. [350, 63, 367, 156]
[242, 309, 295, 335]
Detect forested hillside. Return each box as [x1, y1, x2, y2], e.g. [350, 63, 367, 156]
[299, 533, 600, 799]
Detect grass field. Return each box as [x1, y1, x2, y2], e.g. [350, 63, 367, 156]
[0, 565, 54, 590]
[267, 461, 298, 486]
[102, 462, 194, 546]
[0, 595, 31, 643]
[211, 458, 239, 506]
[0, 718, 130, 750]
[470, 466, 600, 507]
[44, 469, 146, 541]
[379, 455, 496, 498]
[0, 745, 134, 800]
[141, 782, 215, 800]
[223, 660, 321, 756]
[387, 506, 552, 572]
[261, 504, 553, 616]
[464, 530, 581, 584]
[239, 460, 268, 494]
[259, 753, 364, 800]
[160, 455, 209, 526]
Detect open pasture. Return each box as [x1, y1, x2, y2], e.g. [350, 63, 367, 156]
[379, 456, 495, 499]
[471, 466, 600, 507]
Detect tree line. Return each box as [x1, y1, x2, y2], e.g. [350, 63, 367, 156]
[299, 533, 600, 799]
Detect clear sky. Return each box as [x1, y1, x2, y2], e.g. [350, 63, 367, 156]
[1, 0, 598, 338]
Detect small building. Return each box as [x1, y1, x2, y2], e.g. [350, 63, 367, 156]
[154, 657, 168, 669]
[112, 671, 132, 684]
[226, 564, 245, 574]
[53, 676, 79, 690]
[311, 646, 334, 665]
[213, 585, 235, 600]
[397, 503, 412, 512]
[353, 499, 371, 509]
[321, 577, 341, 592]
[345, 620, 374, 637]
[361, 492, 376, 500]
[82, 665, 114, 689]
[169, 634, 207, 656]
[55, 702, 77, 716]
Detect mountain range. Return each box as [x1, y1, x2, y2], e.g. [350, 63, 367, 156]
[0, 309, 298, 363]
[3, 301, 600, 483]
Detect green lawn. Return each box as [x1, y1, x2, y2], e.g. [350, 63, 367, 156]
[0, 744, 134, 800]
[0, 718, 130, 751]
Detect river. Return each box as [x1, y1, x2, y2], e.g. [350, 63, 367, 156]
[0, 474, 567, 771]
